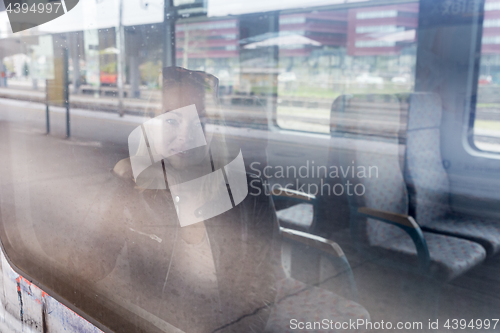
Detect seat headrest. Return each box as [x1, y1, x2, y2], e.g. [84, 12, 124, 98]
[408, 93, 442, 130]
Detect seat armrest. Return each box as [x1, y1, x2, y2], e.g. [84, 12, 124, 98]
[356, 207, 430, 270]
[280, 227, 343, 257]
[272, 187, 316, 201]
[272, 187, 318, 230]
[280, 227, 358, 300]
[358, 207, 419, 228]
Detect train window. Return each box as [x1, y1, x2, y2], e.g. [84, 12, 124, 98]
[2, 0, 500, 332]
[274, 4, 418, 133]
[476, 0, 500, 152]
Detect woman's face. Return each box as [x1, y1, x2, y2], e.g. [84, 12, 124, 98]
[158, 83, 212, 170]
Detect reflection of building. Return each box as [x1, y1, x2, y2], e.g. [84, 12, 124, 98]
[174, 3, 420, 61]
[347, 3, 418, 56]
[175, 18, 239, 62]
[173, 4, 420, 74]
[175, 12, 349, 61]
[278, 11, 347, 57]
[0, 1, 421, 95]
[175, 18, 240, 89]
[480, 0, 500, 82]
[482, 0, 500, 54]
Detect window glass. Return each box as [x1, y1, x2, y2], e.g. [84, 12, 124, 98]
[275, 3, 418, 133]
[476, 0, 500, 152]
[1, 0, 500, 332]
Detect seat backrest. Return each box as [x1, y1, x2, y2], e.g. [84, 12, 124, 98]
[332, 94, 409, 246]
[331, 94, 404, 139]
[405, 93, 450, 226]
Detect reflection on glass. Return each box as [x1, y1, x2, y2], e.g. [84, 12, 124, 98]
[129, 102, 248, 226]
[2, 1, 500, 333]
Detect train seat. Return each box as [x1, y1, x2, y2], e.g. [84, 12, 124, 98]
[267, 227, 370, 332]
[276, 203, 314, 229]
[334, 94, 486, 280]
[405, 93, 500, 256]
[266, 277, 369, 333]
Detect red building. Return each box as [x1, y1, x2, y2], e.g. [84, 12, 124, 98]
[347, 3, 419, 56]
[278, 11, 348, 57]
[482, 0, 500, 54]
[175, 18, 239, 60]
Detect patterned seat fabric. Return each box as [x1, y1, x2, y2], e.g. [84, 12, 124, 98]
[405, 93, 451, 226]
[337, 95, 413, 248]
[276, 203, 314, 229]
[378, 232, 486, 281]
[426, 214, 500, 255]
[265, 278, 370, 333]
[406, 93, 500, 255]
[355, 148, 409, 247]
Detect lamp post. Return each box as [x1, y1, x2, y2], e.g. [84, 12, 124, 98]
[163, 0, 176, 68]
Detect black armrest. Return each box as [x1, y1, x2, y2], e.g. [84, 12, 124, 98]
[357, 207, 430, 270]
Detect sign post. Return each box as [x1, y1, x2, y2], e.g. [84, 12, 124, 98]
[46, 35, 70, 137]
